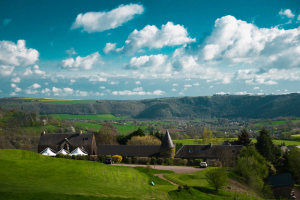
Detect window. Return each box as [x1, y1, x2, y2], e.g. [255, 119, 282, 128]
[189, 149, 193, 153]
[198, 149, 202, 153]
[83, 138, 88, 141]
[181, 150, 184, 153]
[232, 150, 236, 153]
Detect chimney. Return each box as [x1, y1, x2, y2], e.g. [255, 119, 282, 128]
[210, 142, 212, 147]
[41, 131, 46, 136]
[79, 130, 82, 135]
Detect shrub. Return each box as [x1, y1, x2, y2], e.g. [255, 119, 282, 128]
[165, 158, 170, 165]
[65, 154, 72, 159]
[157, 158, 164, 165]
[146, 162, 152, 173]
[76, 155, 82, 160]
[194, 159, 202, 166]
[151, 157, 157, 165]
[98, 155, 105, 162]
[133, 156, 140, 164]
[173, 158, 182, 165]
[178, 186, 183, 192]
[139, 157, 151, 164]
[188, 159, 194, 166]
[56, 153, 64, 158]
[127, 157, 132, 164]
[84, 155, 89, 160]
[112, 155, 122, 163]
[72, 155, 77, 159]
[182, 159, 188, 166]
[106, 155, 111, 158]
[205, 167, 228, 192]
[89, 155, 98, 161]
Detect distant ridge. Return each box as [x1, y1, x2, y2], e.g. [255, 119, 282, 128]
[1, 93, 300, 119]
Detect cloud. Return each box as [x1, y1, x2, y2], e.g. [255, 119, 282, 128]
[179, 92, 184, 95]
[193, 83, 200, 86]
[100, 86, 105, 89]
[236, 91, 252, 95]
[3, 19, 11, 26]
[184, 84, 192, 87]
[89, 76, 107, 82]
[65, 47, 77, 56]
[201, 15, 300, 69]
[254, 87, 260, 89]
[210, 86, 214, 88]
[171, 88, 177, 91]
[14, 87, 22, 92]
[11, 83, 16, 88]
[11, 77, 21, 83]
[246, 79, 278, 85]
[0, 90, 2, 92]
[172, 83, 178, 86]
[298, 15, 300, 22]
[0, 40, 39, 66]
[25, 89, 39, 94]
[279, 9, 295, 19]
[105, 22, 195, 55]
[112, 87, 165, 95]
[0, 65, 14, 76]
[109, 81, 119, 85]
[10, 92, 17, 96]
[135, 81, 141, 84]
[124, 54, 169, 72]
[103, 43, 123, 54]
[33, 65, 45, 75]
[29, 83, 41, 89]
[60, 52, 101, 70]
[71, 4, 144, 33]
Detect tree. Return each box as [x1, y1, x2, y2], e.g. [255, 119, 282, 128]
[288, 147, 300, 184]
[255, 128, 276, 162]
[126, 135, 162, 145]
[202, 128, 215, 144]
[236, 129, 251, 147]
[205, 167, 228, 192]
[94, 123, 118, 145]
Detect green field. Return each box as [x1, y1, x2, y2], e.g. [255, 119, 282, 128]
[51, 114, 128, 121]
[0, 149, 176, 200]
[0, 149, 259, 200]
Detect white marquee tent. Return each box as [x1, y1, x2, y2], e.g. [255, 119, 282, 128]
[56, 149, 70, 155]
[70, 147, 88, 156]
[40, 147, 56, 157]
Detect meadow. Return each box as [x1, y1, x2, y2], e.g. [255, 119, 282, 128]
[0, 149, 260, 200]
[51, 114, 128, 121]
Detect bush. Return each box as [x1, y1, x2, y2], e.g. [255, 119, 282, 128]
[173, 158, 182, 165]
[106, 155, 111, 158]
[165, 158, 173, 165]
[83, 155, 89, 160]
[72, 155, 77, 160]
[146, 162, 152, 173]
[151, 157, 156, 165]
[56, 153, 64, 158]
[127, 157, 132, 164]
[90, 155, 98, 161]
[188, 159, 194, 166]
[194, 159, 202, 166]
[133, 156, 140, 164]
[76, 155, 82, 160]
[157, 158, 164, 165]
[65, 154, 72, 159]
[205, 167, 228, 192]
[98, 155, 105, 162]
[139, 157, 151, 164]
[112, 155, 122, 163]
[182, 159, 188, 166]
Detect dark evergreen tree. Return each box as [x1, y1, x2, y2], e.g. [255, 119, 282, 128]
[236, 129, 252, 147]
[255, 128, 276, 162]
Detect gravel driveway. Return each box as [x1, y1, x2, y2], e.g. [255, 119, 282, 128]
[112, 163, 206, 173]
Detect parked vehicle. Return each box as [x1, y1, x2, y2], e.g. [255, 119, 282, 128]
[104, 158, 114, 164]
[200, 162, 207, 168]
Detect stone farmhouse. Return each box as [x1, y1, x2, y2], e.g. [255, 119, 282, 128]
[38, 130, 244, 162]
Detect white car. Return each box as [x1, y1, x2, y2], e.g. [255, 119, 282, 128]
[200, 162, 207, 168]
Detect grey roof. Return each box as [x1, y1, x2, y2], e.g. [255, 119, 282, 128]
[38, 133, 94, 146]
[268, 173, 294, 187]
[97, 145, 160, 157]
[160, 130, 175, 149]
[174, 144, 244, 158]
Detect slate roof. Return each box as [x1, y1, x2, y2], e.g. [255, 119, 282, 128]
[174, 144, 244, 158]
[97, 145, 160, 157]
[160, 130, 175, 149]
[268, 173, 295, 187]
[38, 133, 94, 146]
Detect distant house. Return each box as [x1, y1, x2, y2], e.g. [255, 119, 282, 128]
[174, 143, 244, 165]
[268, 173, 300, 199]
[38, 131, 97, 155]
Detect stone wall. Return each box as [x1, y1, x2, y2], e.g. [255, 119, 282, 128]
[160, 148, 175, 158]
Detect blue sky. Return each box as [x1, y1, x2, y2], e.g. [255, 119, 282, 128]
[1, 0, 300, 99]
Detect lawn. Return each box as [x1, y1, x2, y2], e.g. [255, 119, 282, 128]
[51, 114, 128, 121]
[0, 149, 175, 200]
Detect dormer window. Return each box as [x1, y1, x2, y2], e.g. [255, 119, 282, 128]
[198, 149, 202, 153]
[232, 150, 236, 153]
[189, 149, 193, 153]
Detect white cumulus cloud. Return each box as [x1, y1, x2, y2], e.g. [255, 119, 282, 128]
[11, 77, 21, 83]
[61, 52, 101, 70]
[0, 65, 14, 76]
[71, 4, 144, 33]
[279, 9, 295, 19]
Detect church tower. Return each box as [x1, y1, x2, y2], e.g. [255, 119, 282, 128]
[160, 130, 175, 158]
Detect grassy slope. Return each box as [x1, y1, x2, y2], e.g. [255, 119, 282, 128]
[20, 125, 58, 133]
[0, 149, 175, 200]
[51, 114, 128, 121]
